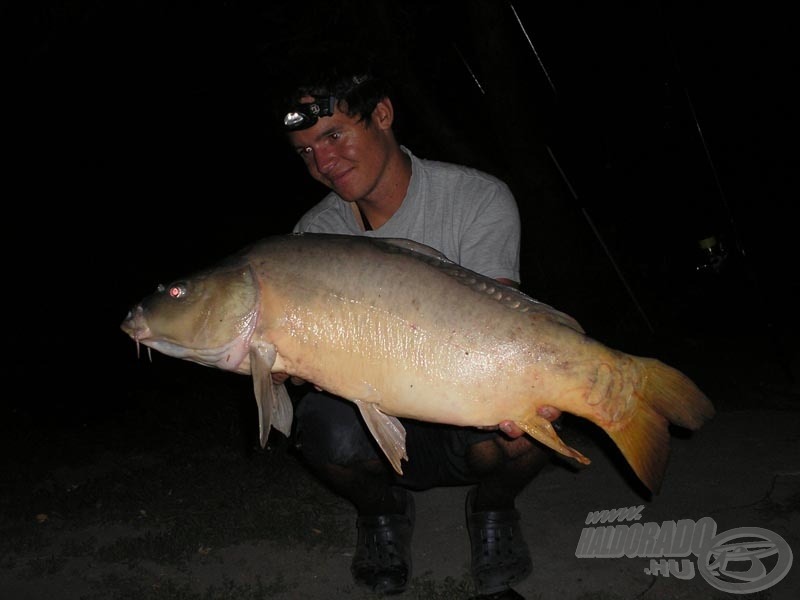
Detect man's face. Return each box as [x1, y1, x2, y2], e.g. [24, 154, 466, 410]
[287, 98, 393, 202]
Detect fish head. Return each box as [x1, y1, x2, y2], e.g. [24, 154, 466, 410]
[120, 263, 259, 372]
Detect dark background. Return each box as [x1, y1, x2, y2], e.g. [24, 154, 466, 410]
[3, 1, 797, 424]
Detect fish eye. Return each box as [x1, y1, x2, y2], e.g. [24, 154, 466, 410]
[167, 283, 187, 298]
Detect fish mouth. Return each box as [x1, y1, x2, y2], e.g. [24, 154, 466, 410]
[120, 305, 190, 360]
[121, 306, 152, 358]
[120, 304, 252, 371]
[121, 307, 148, 336]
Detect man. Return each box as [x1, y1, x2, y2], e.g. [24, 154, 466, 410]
[272, 67, 560, 599]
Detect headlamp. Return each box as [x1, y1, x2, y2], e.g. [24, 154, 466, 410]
[283, 96, 336, 131]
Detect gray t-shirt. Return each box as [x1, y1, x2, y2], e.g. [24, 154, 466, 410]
[293, 147, 521, 283]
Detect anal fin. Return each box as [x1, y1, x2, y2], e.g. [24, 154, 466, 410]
[517, 414, 591, 465]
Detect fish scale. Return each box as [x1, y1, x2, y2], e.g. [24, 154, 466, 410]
[121, 232, 714, 494]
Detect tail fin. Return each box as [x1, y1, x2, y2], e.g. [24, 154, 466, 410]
[606, 357, 715, 494]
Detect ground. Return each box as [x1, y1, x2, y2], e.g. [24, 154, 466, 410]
[2, 325, 798, 600]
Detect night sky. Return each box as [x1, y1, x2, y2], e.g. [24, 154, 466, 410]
[4, 1, 796, 419]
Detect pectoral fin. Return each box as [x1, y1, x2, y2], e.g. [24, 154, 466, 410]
[517, 414, 591, 465]
[250, 344, 294, 448]
[353, 400, 408, 474]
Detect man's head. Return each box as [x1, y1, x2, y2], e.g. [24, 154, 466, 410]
[281, 72, 386, 132]
[277, 69, 405, 203]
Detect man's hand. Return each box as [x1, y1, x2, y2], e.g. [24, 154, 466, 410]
[271, 373, 306, 386]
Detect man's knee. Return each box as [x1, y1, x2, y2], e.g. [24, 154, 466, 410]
[294, 391, 380, 467]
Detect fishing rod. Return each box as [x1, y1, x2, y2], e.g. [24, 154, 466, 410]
[654, 2, 747, 267]
[453, 2, 656, 333]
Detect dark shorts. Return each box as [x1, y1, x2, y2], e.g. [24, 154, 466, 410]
[292, 390, 501, 490]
